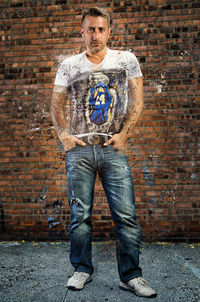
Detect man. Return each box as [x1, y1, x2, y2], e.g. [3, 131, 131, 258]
[51, 7, 157, 298]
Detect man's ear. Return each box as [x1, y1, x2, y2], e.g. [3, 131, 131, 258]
[80, 28, 84, 36]
[108, 27, 112, 38]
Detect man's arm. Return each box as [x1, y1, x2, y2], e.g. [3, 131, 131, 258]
[104, 76, 144, 149]
[50, 85, 85, 151]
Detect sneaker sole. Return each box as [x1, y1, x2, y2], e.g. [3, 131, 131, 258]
[67, 278, 92, 291]
[119, 283, 157, 298]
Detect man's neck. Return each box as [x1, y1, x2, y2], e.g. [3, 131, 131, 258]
[86, 47, 108, 65]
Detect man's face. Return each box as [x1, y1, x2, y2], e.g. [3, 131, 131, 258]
[81, 16, 111, 54]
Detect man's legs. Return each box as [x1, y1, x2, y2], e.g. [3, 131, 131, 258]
[99, 145, 142, 283]
[66, 146, 96, 275]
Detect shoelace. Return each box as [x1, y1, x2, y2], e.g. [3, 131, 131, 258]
[137, 277, 148, 286]
[73, 272, 88, 280]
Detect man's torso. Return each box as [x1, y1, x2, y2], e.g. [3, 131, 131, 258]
[54, 49, 142, 136]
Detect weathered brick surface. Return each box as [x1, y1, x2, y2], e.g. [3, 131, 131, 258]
[0, 0, 199, 241]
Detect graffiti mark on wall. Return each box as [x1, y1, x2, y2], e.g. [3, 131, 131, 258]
[161, 185, 177, 205]
[48, 216, 60, 230]
[29, 186, 68, 238]
[27, 103, 53, 140]
[45, 200, 63, 209]
[143, 164, 155, 187]
[191, 174, 198, 180]
[148, 73, 167, 94]
[130, 146, 178, 206]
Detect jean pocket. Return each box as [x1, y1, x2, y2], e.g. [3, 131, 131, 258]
[65, 146, 77, 154]
[111, 145, 126, 156]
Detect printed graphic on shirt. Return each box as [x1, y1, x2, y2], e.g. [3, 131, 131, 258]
[70, 69, 128, 135]
[85, 72, 117, 133]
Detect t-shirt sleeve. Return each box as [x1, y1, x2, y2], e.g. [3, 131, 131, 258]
[125, 51, 143, 80]
[54, 61, 70, 87]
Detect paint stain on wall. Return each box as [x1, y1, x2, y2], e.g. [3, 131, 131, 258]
[143, 164, 155, 187]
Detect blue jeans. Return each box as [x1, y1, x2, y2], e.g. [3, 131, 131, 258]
[65, 144, 142, 282]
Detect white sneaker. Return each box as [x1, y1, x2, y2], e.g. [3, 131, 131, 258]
[119, 277, 157, 298]
[67, 272, 92, 290]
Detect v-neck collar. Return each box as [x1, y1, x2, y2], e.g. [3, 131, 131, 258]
[83, 48, 110, 72]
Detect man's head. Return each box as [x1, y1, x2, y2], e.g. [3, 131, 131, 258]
[81, 7, 111, 54]
[82, 7, 111, 28]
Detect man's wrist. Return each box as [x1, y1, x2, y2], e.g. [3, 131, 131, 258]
[58, 129, 69, 141]
[118, 130, 129, 141]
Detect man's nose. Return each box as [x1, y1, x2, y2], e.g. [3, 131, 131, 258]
[93, 29, 101, 39]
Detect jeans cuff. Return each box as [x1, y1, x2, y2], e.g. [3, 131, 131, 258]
[121, 269, 142, 283]
[74, 267, 94, 275]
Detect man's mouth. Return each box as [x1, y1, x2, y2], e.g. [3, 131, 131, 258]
[91, 41, 101, 45]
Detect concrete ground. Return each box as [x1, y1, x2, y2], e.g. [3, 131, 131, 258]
[0, 241, 200, 302]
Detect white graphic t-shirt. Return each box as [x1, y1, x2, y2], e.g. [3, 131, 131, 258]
[54, 49, 143, 136]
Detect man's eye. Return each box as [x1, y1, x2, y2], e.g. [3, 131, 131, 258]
[88, 28, 94, 32]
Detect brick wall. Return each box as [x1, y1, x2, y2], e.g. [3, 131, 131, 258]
[0, 0, 199, 241]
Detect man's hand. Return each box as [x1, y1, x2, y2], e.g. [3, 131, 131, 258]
[104, 133, 127, 150]
[59, 131, 86, 151]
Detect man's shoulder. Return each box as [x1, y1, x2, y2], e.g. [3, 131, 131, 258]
[60, 52, 85, 66]
[108, 49, 137, 60]
[55, 52, 86, 86]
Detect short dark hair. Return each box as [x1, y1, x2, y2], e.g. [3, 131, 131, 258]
[82, 7, 111, 27]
